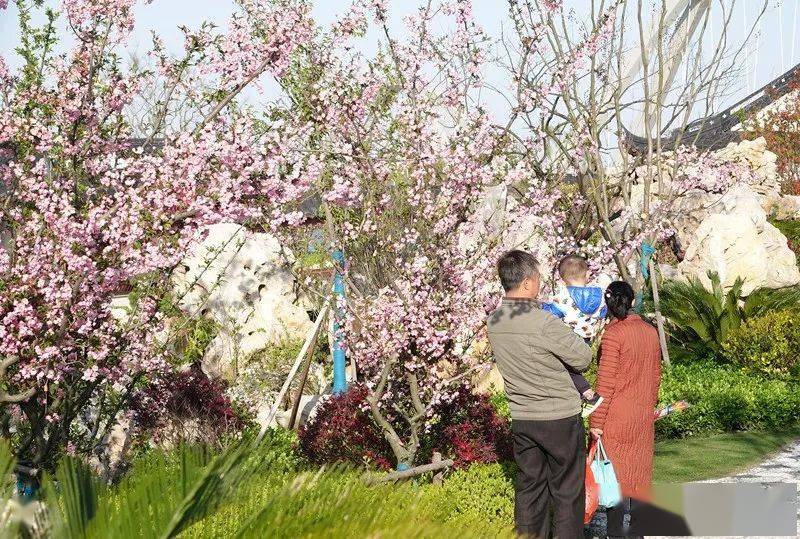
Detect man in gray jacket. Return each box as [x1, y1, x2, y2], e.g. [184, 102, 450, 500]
[487, 250, 592, 538]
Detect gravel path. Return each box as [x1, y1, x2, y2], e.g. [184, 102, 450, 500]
[646, 438, 800, 538]
[586, 439, 800, 538]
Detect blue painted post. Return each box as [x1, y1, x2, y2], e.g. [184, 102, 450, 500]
[332, 249, 348, 394]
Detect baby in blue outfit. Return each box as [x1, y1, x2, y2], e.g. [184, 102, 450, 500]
[542, 254, 607, 417]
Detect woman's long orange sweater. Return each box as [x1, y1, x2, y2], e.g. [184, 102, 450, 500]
[590, 314, 662, 499]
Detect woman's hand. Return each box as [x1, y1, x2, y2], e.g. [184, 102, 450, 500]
[589, 428, 603, 439]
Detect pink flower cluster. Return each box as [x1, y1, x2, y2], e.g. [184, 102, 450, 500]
[0, 0, 314, 463]
[260, 2, 579, 464]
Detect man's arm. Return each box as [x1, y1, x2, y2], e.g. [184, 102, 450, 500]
[539, 314, 592, 371]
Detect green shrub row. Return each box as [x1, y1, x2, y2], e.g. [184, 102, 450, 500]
[488, 360, 800, 441]
[656, 361, 800, 439]
[721, 310, 800, 377]
[184, 462, 516, 538]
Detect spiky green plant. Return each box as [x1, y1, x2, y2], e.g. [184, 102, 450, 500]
[34, 440, 272, 539]
[659, 271, 800, 361]
[1, 431, 513, 539]
[0, 439, 22, 538]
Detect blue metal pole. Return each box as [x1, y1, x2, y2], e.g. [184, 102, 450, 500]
[332, 249, 348, 394]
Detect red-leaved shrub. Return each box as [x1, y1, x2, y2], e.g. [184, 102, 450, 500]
[298, 383, 512, 469]
[298, 384, 394, 470]
[422, 385, 513, 468]
[131, 363, 244, 445]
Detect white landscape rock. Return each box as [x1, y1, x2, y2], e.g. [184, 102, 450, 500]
[714, 137, 782, 197]
[671, 184, 768, 249]
[268, 394, 323, 429]
[678, 213, 800, 295]
[670, 183, 800, 294]
[174, 223, 312, 379]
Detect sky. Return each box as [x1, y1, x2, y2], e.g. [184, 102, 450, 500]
[0, 0, 798, 126]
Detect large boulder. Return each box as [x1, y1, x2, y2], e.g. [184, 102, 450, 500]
[671, 184, 768, 249]
[713, 137, 781, 196]
[173, 223, 312, 379]
[674, 182, 800, 294]
[678, 214, 800, 295]
[765, 194, 800, 220]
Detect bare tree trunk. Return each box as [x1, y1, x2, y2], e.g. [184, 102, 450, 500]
[648, 259, 671, 365]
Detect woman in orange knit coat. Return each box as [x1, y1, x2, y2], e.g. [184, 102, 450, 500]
[589, 281, 662, 535]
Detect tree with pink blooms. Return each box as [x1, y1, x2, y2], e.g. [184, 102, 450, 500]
[282, 0, 765, 468]
[0, 0, 767, 475]
[281, 0, 627, 468]
[0, 0, 315, 471]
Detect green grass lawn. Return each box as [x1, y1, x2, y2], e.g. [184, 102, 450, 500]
[653, 425, 800, 483]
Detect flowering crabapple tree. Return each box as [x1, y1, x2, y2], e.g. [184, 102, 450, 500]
[263, 0, 622, 468]
[0, 0, 314, 470]
[264, 0, 770, 466]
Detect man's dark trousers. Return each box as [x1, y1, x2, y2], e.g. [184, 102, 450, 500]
[512, 414, 585, 538]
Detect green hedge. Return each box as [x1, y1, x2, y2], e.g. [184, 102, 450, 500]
[183, 462, 516, 538]
[656, 362, 800, 439]
[489, 361, 800, 440]
[721, 310, 800, 377]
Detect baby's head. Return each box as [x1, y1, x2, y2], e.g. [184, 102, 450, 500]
[557, 254, 589, 287]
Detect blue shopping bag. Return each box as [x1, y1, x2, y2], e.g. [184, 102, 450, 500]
[590, 438, 622, 508]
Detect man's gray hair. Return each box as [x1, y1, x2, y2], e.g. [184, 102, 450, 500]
[497, 250, 539, 292]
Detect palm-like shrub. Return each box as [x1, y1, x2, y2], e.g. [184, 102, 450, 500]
[659, 272, 800, 361]
[0, 431, 514, 539]
[0, 433, 295, 539]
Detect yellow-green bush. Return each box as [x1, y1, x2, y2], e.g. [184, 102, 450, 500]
[419, 463, 515, 530]
[722, 310, 800, 377]
[183, 464, 516, 538]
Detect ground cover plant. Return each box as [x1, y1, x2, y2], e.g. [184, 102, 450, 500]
[4, 424, 792, 539]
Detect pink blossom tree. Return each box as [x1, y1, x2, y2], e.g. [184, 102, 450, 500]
[264, 0, 620, 468]
[0, 0, 314, 470]
[266, 0, 765, 467]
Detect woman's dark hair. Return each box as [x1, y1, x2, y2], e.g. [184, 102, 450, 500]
[605, 281, 634, 320]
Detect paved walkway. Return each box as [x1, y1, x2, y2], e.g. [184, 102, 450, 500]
[648, 439, 800, 538]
